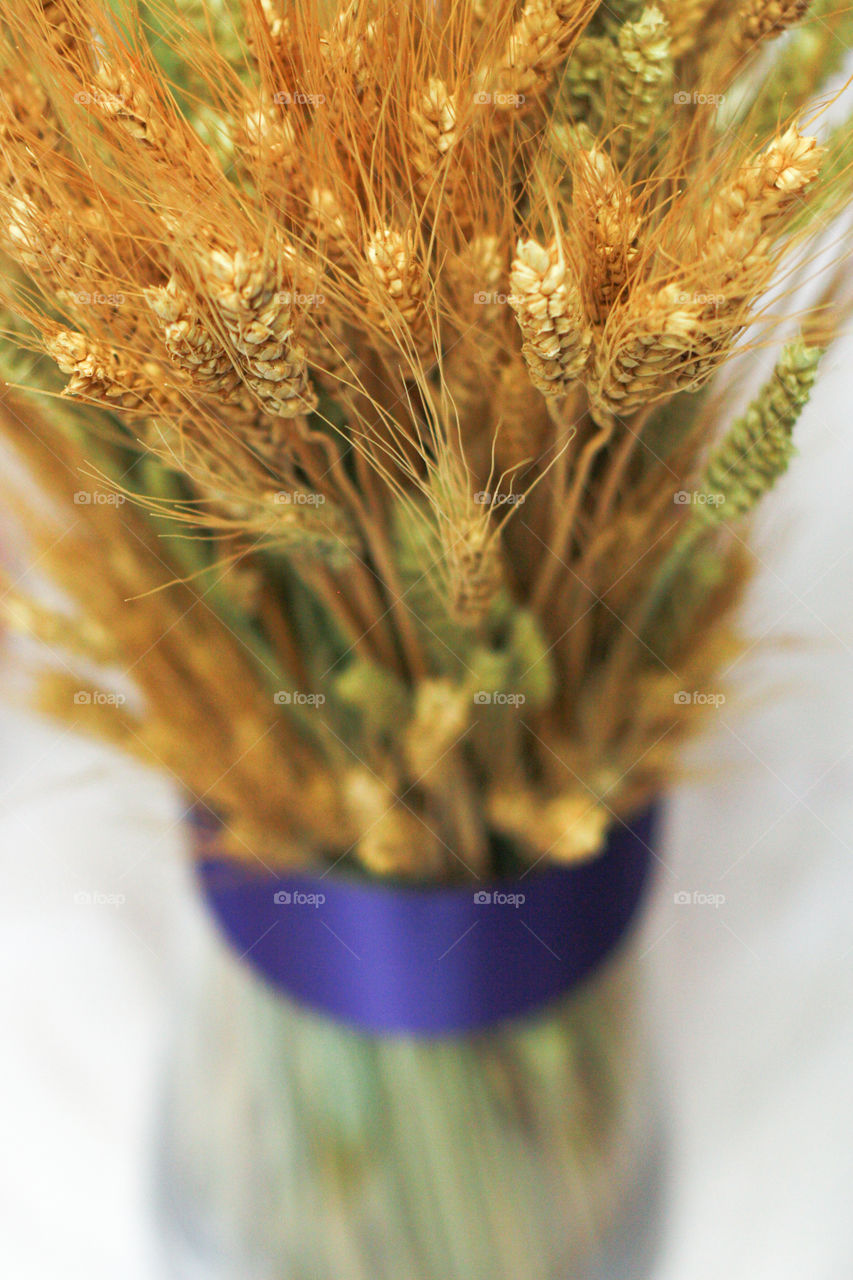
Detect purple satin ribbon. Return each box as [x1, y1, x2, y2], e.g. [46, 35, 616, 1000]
[193, 806, 658, 1037]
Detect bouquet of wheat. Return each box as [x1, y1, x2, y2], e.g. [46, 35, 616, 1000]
[0, 1, 850, 1275]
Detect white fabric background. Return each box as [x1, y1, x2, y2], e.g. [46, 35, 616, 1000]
[1, 332, 852, 1277]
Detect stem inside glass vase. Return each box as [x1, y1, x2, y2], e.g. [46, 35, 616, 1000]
[156, 918, 664, 1280]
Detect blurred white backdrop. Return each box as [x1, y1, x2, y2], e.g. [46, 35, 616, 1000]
[1, 328, 852, 1279]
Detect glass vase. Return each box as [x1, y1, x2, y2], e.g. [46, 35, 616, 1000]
[155, 912, 664, 1280]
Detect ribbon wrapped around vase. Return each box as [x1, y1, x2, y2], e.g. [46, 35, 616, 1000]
[192, 805, 658, 1038]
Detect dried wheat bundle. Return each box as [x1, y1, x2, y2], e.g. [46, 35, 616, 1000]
[0, 0, 850, 878]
